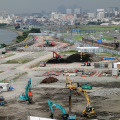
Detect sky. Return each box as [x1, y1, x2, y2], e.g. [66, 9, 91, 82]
[0, 0, 120, 14]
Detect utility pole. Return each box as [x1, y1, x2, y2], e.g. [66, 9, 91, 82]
[69, 89, 72, 114]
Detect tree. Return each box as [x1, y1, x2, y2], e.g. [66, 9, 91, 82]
[15, 25, 20, 29]
[29, 28, 41, 33]
[1, 43, 7, 47]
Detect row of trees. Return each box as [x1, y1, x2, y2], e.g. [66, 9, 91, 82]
[0, 23, 7, 27]
[15, 28, 41, 43]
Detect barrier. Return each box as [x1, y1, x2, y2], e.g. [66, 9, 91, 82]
[98, 71, 103, 77]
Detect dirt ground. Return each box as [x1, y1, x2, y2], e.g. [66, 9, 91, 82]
[0, 81, 120, 120]
[0, 35, 120, 120]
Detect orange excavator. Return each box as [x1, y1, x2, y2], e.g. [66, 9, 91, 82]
[52, 51, 61, 60]
[46, 40, 55, 46]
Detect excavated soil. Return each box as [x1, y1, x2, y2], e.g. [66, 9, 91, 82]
[40, 77, 59, 84]
[47, 52, 101, 64]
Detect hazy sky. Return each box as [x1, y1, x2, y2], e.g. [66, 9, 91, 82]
[0, 0, 120, 14]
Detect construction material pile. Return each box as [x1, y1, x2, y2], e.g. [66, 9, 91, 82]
[47, 53, 101, 64]
[40, 77, 58, 84]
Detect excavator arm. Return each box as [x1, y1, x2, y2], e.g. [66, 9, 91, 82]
[77, 88, 94, 116]
[48, 100, 66, 119]
[52, 51, 61, 59]
[83, 91, 91, 107]
[48, 100, 66, 114]
[48, 100, 76, 120]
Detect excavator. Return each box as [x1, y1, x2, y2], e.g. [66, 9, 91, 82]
[45, 40, 55, 46]
[66, 76, 76, 90]
[48, 100, 76, 120]
[66, 77, 94, 117]
[77, 88, 95, 117]
[52, 51, 61, 60]
[19, 78, 33, 103]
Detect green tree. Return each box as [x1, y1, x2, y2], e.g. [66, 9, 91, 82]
[1, 43, 7, 47]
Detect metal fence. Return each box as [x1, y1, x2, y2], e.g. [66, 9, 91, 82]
[64, 37, 120, 55]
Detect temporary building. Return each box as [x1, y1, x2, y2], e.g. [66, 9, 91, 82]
[0, 83, 9, 92]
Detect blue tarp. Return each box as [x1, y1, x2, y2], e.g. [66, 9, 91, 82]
[97, 39, 102, 43]
[104, 58, 116, 60]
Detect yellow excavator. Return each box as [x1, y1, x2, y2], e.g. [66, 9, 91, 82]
[66, 76, 94, 117]
[77, 88, 95, 117]
[66, 76, 76, 90]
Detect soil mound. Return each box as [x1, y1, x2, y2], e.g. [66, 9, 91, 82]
[47, 52, 101, 64]
[40, 77, 58, 84]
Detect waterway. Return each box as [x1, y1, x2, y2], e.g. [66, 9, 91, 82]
[0, 28, 18, 45]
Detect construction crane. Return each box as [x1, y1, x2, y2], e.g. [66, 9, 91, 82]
[77, 88, 95, 117]
[66, 76, 76, 90]
[48, 100, 76, 120]
[19, 78, 33, 103]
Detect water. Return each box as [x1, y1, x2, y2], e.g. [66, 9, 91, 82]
[0, 29, 18, 45]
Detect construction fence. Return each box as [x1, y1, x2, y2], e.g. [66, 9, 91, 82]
[64, 38, 120, 55]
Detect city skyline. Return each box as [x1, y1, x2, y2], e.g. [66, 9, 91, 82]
[0, 0, 120, 14]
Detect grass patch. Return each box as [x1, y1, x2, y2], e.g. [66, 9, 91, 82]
[64, 33, 71, 36]
[61, 40, 74, 44]
[60, 50, 77, 54]
[5, 54, 15, 58]
[13, 72, 28, 81]
[80, 25, 120, 32]
[0, 79, 9, 83]
[0, 71, 4, 74]
[0, 72, 28, 83]
[103, 36, 114, 41]
[73, 35, 83, 40]
[98, 53, 120, 57]
[3, 59, 32, 64]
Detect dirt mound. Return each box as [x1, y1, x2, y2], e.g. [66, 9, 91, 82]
[47, 58, 65, 63]
[47, 52, 101, 64]
[40, 77, 58, 84]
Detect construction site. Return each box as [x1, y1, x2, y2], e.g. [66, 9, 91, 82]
[0, 34, 120, 120]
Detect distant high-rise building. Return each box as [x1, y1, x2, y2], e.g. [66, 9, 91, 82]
[97, 9, 105, 20]
[74, 8, 80, 14]
[66, 9, 72, 14]
[88, 13, 95, 18]
[107, 7, 119, 17]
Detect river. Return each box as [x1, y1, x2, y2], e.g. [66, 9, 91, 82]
[0, 29, 18, 45]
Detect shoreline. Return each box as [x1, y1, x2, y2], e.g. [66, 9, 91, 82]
[2, 27, 23, 45]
